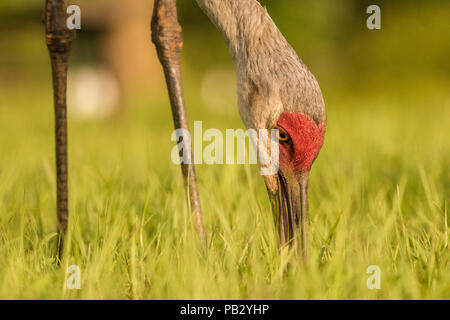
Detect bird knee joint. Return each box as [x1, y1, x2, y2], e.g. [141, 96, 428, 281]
[151, 1, 183, 55]
[44, 0, 75, 54]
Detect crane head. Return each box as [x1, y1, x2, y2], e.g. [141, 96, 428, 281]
[276, 112, 326, 173]
[269, 111, 326, 258]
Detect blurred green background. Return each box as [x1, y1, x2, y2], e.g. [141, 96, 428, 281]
[1, 0, 449, 107]
[0, 0, 449, 299]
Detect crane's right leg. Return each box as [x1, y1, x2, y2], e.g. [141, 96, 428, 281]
[151, 0, 206, 246]
[44, 0, 75, 262]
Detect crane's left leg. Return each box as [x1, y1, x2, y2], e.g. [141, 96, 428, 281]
[44, 0, 75, 262]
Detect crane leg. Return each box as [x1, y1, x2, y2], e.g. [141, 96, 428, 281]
[44, 0, 75, 262]
[151, 0, 206, 246]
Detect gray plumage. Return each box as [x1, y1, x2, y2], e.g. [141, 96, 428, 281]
[196, 0, 326, 130]
[196, 0, 326, 195]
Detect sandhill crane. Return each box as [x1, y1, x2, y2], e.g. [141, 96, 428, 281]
[152, 0, 326, 262]
[44, 0, 326, 262]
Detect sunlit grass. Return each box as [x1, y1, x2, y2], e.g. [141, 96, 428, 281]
[0, 87, 448, 299]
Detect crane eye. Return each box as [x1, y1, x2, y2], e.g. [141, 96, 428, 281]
[277, 128, 290, 142]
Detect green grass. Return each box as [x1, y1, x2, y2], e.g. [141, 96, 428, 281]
[0, 85, 448, 300]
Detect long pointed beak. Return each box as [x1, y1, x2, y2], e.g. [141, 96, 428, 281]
[276, 170, 310, 263]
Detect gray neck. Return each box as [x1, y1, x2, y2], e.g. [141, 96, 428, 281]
[195, 0, 326, 128]
[195, 0, 287, 64]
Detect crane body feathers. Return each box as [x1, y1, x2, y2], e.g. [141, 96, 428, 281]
[196, 0, 326, 131]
